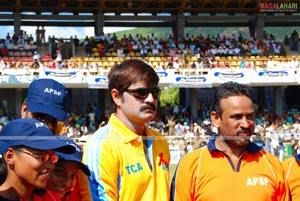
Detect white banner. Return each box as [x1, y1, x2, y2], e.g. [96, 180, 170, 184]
[170, 74, 212, 88]
[211, 69, 251, 84]
[251, 69, 297, 84]
[1, 68, 300, 88]
[87, 75, 109, 88]
[39, 69, 85, 83]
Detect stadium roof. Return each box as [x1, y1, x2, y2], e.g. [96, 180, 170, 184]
[0, 0, 298, 15]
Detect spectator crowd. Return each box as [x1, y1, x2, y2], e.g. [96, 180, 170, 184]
[0, 29, 300, 71]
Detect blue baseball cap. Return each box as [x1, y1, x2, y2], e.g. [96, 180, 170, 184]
[0, 118, 75, 154]
[27, 79, 69, 121]
[0, 141, 9, 155]
[56, 139, 91, 176]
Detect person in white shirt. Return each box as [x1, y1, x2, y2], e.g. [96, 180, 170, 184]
[152, 47, 159, 57]
[290, 57, 299, 68]
[142, 38, 148, 46]
[173, 60, 180, 71]
[267, 57, 276, 69]
[88, 111, 96, 130]
[134, 34, 140, 42]
[195, 60, 202, 68]
[175, 121, 183, 135]
[117, 48, 124, 57]
[80, 123, 89, 136]
[155, 61, 164, 70]
[32, 50, 41, 68]
[234, 45, 241, 55]
[209, 46, 217, 56]
[132, 42, 139, 53]
[140, 46, 148, 58]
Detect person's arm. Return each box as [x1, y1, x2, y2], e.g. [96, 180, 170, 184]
[278, 170, 290, 201]
[97, 144, 120, 201]
[76, 172, 93, 201]
[170, 155, 194, 201]
[282, 158, 293, 201]
[63, 172, 92, 201]
[83, 139, 119, 201]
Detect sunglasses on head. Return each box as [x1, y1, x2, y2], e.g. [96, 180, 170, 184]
[125, 87, 160, 99]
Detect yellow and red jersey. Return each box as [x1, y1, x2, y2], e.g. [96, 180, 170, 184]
[83, 114, 170, 201]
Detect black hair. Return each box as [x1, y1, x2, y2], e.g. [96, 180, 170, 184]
[0, 156, 7, 185]
[0, 145, 26, 185]
[108, 59, 159, 110]
[211, 81, 256, 115]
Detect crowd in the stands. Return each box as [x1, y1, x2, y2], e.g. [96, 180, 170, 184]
[0, 30, 37, 58]
[0, 29, 299, 71]
[83, 30, 288, 59]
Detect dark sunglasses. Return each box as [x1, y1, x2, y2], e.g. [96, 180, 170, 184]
[125, 87, 161, 99]
[15, 149, 59, 163]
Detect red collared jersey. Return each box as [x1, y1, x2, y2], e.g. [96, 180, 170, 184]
[83, 114, 170, 201]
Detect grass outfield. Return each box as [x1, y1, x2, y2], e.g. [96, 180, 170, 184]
[169, 164, 177, 185]
[169, 164, 177, 178]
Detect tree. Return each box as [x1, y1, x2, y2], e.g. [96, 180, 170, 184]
[159, 87, 179, 107]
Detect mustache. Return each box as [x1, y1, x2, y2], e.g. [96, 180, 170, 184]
[237, 128, 253, 134]
[216, 128, 254, 141]
[217, 135, 252, 141]
[140, 103, 156, 111]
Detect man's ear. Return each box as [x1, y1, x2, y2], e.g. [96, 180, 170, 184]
[111, 89, 122, 107]
[210, 111, 221, 129]
[21, 101, 28, 118]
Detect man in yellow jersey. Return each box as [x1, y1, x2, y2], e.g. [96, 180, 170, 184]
[83, 59, 170, 201]
[171, 81, 289, 201]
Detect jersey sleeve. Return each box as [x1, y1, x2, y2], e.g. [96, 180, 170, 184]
[83, 137, 120, 201]
[170, 153, 196, 201]
[77, 172, 93, 201]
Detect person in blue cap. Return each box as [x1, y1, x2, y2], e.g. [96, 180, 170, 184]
[21, 78, 69, 135]
[21, 78, 92, 200]
[0, 118, 75, 201]
[44, 139, 91, 200]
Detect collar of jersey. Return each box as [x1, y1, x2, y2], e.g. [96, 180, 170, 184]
[109, 113, 154, 143]
[295, 154, 300, 162]
[207, 134, 262, 153]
